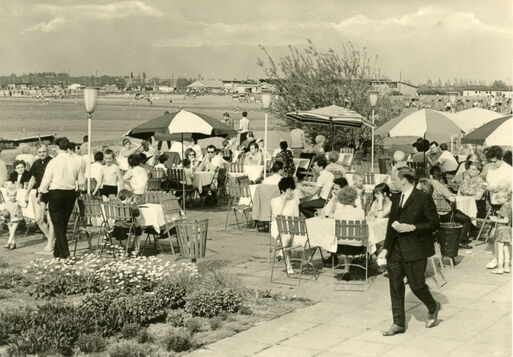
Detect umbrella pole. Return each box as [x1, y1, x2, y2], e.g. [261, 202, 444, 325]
[87, 114, 92, 194]
[330, 116, 334, 150]
[181, 133, 185, 212]
[263, 110, 268, 178]
[371, 108, 375, 174]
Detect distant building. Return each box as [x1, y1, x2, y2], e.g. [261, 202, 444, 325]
[187, 80, 224, 93]
[222, 80, 259, 94]
[461, 88, 512, 99]
[371, 79, 418, 96]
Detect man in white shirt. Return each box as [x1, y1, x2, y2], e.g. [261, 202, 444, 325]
[299, 156, 334, 217]
[434, 144, 458, 174]
[198, 145, 218, 172]
[39, 137, 85, 259]
[141, 140, 156, 166]
[263, 161, 284, 185]
[239, 111, 250, 144]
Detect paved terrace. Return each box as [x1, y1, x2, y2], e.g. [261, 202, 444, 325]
[1, 207, 511, 357]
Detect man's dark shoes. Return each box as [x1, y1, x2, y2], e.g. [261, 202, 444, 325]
[426, 301, 441, 328]
[382, 324, 405, 336]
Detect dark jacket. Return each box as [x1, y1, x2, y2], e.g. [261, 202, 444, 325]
[8, 171, 31, 186]
[384, 188, 439, 261]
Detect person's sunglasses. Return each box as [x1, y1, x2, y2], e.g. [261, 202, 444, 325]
[207, 151, 215, 154]
[489, 159, 498, 163]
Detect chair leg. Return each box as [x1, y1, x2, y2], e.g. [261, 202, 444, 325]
[297, 245, 305, 286]
[364, 253, 369, 291]
[72, 215, 81, 257]
[224, 200, 232, 232]
[233, 209, 241, 230]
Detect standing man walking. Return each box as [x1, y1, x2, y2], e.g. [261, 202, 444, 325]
[377, 167, 441, 336]
[39, 138, 85, 259]
[238, 111, 250, 144]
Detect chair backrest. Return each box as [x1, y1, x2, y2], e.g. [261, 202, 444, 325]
[433, 196, 452, 215]
[142, 190, 175, 204]
[363, 173, 375, 185]
[228, 162, 244, 174]
[103, 201, 134, 221]
[175, 219, 209, 259]
[378, 158, 391, 174]
[226, 182, 251, 199]
[147, 177, 164, 191]
[335, 220, 368, 246]
[161, 196, 184, 221]
[81, 197, 105, 225]
[149, 168, 166, 179]
[340, 147, 354, 154]
[407, 161, 426, 170]
[168, 168, 185, 182]
[275, 215, 308, 237]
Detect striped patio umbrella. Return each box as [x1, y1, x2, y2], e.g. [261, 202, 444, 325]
[285, 104, 366, 128]
[448, 108, 505, 133]
[461, 115, 512, 146]
[126, 109, 237, 141]
[375, 109, 462, 143]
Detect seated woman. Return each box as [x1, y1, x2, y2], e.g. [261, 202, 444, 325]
[457, 161, 486, 218]
[270, 177, 300, 275]
[8, 160, 31, 188]
[453, 154, 479, 183]
[325, 151, 346, 178]
[122, 154, 148, 198]
[322, 177, 348, 218]
[111, 189, 143, 253]
[333, 186, 366, 280]
[313, 135, 326, 155]
[221, 139, 233, 163]
[430, 166, 473, 249]
[367, 183, 392, 219]
[184, 148, 200, 169]
[245, 142, 263, 166]
[275, 141, 295, 177]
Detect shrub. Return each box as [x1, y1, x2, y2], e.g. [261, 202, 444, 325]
[121, 323, 141, 339]
[166, 309, 191, 327]
[185, 317, 204, 334]
[136, 328, 152, 344]
[209, 317, 223, 330]
[185, 288, 243, 318]
[154, 281, 187, 309]
[0, 307, 33, 345]
[76, 332, 106, 353]
[109, 340, 150, 357]
[161, 328, 191, 352]
[0, 257, 9, 268]
[240, 305, 253, 315]
[0, 269, 27, 289]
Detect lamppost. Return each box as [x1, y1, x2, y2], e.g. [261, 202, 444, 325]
[261, 89, 272, 177]
[83, 87, 99, 194]
[369, 91, 379, 173]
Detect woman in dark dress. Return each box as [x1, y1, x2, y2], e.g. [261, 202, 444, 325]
[275, 141, 295, 177]
[8, 160, 31, 188]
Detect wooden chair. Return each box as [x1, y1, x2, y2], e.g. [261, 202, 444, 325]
[224, 182, 252, 232]
[103, 201, 137, 253]
[74, 196, 107, 256]
[271, 215, 322, 286]
[407, 161, 428, 177]
[363, 173, 376, 185]
[340, 147, 354, 154]
[333, 220, 371, 291]
[142, 190, 175, 204]
[228, 162, 245, 175]
[167, 168, 195, 205]
[149, 168, 166, 179]
[175, 219, 209, 262]
[428, 240, 447, 288]
[147, 177, 165, 191]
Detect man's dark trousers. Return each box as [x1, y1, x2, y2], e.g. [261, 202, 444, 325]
[387, 244, 437, 327]
[48, 190, 76, 258]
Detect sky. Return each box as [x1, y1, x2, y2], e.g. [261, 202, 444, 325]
[1, 0, 512, 84]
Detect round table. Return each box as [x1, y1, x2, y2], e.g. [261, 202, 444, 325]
[193, 171, 215, 193]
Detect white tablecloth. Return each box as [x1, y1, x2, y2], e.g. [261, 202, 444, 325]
[293, 158, 310, 170]
[305, 217, 388, 254]
[456, 195, 477, 224]
[0, 188, 36, 220]
[118, 157, 129, 171]
[193, 171, 215, 193]
[244, 165, 263, 182]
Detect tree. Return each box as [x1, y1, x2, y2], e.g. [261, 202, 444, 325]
[426, 79, 433, 86]
[257, 40, 403, 151]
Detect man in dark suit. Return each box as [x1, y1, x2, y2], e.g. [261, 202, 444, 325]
[377, 167, 441, 336]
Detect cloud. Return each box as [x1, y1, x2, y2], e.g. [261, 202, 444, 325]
[153, 6, 512, 48]
[21, 16, 66, 34]
[21, 1, 162, 34]
[35, 1, 163, 20]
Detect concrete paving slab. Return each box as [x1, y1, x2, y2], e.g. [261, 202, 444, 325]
[327, 338, 395, 356]
[280, 324, 363, 350]
[254, 344, 319, 357]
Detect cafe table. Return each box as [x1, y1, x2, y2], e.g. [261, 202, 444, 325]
[455, 195, 477, 224]
[305, 217, 388, 254]
[193, 171, 216, 193]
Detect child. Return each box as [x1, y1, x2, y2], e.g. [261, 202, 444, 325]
[111, 189, 143, 253]
[490, 189, 512, 274]
[154, 154, 168, 172]
[367, 183, 392, 219]
[93, 149, 124, 198]
[1, 188, 27, 250]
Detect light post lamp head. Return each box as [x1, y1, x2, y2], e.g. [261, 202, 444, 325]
[261, 90, 272, 110]
[84, 87, 99, 115]
[369, 91, 379, 107]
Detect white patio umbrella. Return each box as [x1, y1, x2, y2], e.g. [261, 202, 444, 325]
[461, 115, 512, 147]
[448, 108, 505, 133]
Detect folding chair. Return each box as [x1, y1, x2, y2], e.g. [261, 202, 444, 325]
[333, 220, 372, 291]
[428, 239, 447, 288]
[197, 168, 219, 208]
[167, 168, 195, 205]
[147, 177, 165, 191]
[363, 173, 376, 185]
[74, 196, 107, 256]
[474, 192, 497, 245]
[271, 215, 322, 286]
[142, 195, 184, 255]
[142, 190, 175, 204]
[224, 182, 252, 232]
[149, 168, 166, 179]
[103, 201, 136, 253]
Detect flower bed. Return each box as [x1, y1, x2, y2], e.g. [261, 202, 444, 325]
[0, 253, 312, 356]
